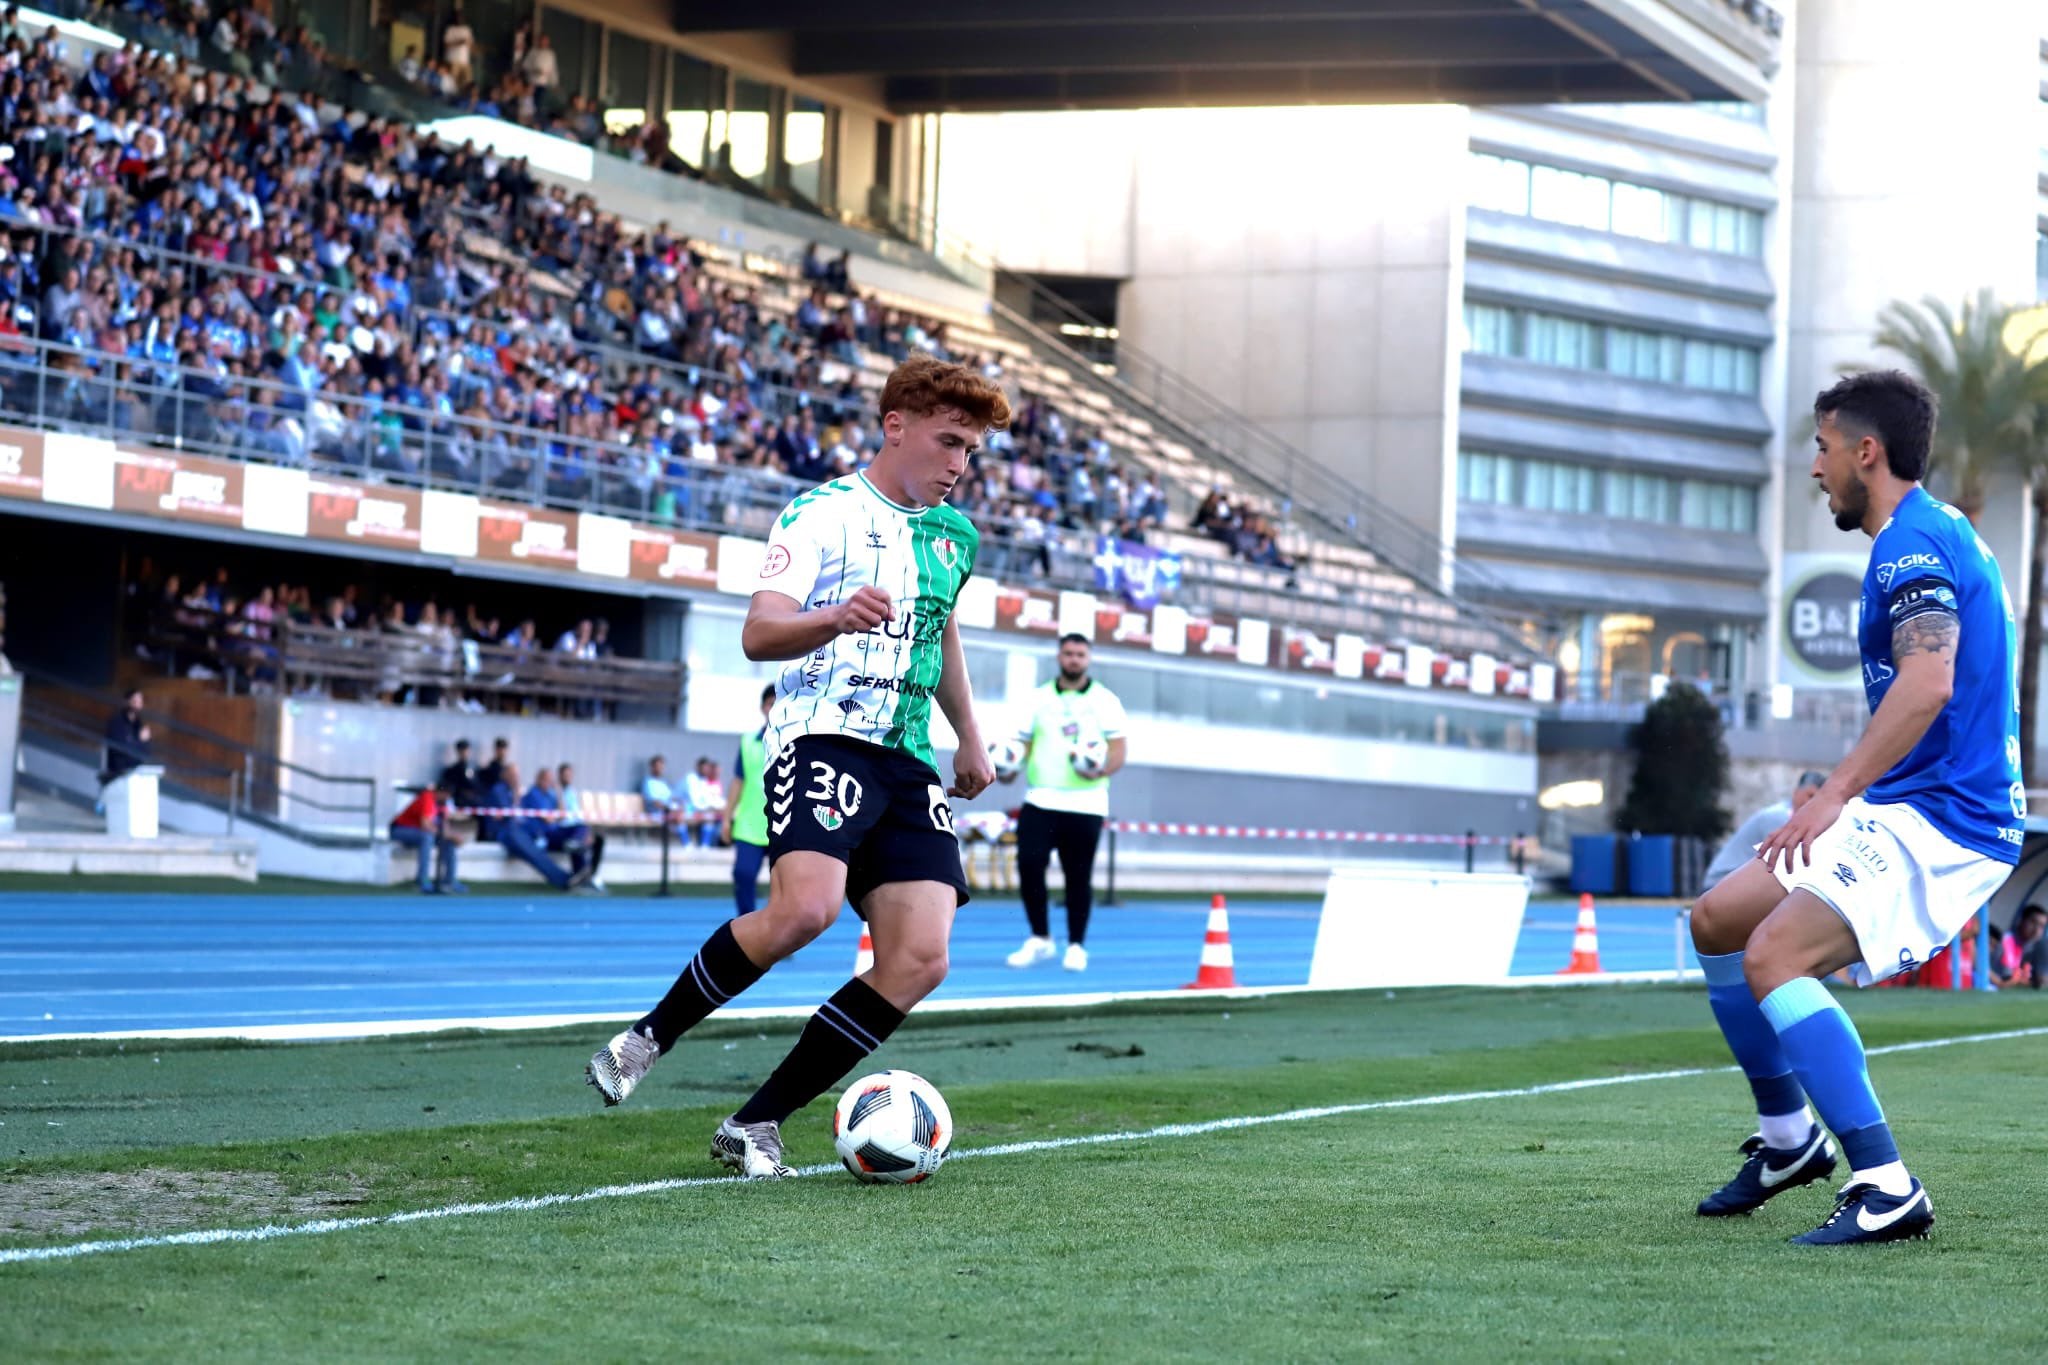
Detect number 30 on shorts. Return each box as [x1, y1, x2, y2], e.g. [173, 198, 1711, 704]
[804, 759, 863, 817]
[927, 784, 954, 833]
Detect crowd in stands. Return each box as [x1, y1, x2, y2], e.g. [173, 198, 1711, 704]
[1193, 487, 1295, 572]
[392, 736, 739, 893]
[0, 9, 1297, 586]
[125, 556, 633, 713]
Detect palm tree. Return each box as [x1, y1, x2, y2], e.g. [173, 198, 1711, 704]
[1867, 292, 2048, 780]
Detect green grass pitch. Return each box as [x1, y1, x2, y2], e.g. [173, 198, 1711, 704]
[1, 986, 2040, 1360]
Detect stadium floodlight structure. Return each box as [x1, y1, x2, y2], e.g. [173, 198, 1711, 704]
[672, 0, 1780, 112]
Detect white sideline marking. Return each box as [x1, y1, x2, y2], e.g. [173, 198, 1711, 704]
[0, 973, 1700, 1045]
[4, 1024, 2044, 1268]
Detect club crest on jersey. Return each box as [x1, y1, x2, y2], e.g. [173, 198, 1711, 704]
[933, 536, 960, 568]
[814, 805, 845, 832]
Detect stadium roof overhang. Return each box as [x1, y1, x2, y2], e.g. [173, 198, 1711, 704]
[672, 0, 1781, 113]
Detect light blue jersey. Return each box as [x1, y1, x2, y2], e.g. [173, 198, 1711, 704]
[1858, 486, 2024, 863]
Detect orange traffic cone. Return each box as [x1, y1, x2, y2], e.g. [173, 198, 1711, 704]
[854, 925, 874, 975]
[1182, 894, 1238, 990]
[1562, 893, 1603, 975]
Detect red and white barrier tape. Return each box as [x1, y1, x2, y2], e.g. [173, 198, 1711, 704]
[449, 807, 667, 824]
[1106, 821, 1515, 846]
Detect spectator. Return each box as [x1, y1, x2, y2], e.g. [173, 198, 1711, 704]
[521, 764, 604, 887]
[480, 735, 511, 791]
[1995, 904, 2047, 989]
[480, 760, 584, 890]
[103, 687, 153, 782]
[1703, 771, 1827, 890]
[389, 781, 464, 894]
[685, 755, 724, 848]
[556, 759, 594, 874]
[441, 7, 476, 90]
[555, 618, 594, 656]
[436, 738, 480, 810]
[641, 753, 680, 825]
[520, 33, 558, 94]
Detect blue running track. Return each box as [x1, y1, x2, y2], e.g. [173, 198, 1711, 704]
[0, 892, 1697, 1038]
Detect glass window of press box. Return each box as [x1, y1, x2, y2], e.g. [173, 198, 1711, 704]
[666, 51, 722, 171]
[604, 30, 654, 130]
[538, 7, 599, 99]
[722, 77, 776, 187]
[469, 8, 879, 212]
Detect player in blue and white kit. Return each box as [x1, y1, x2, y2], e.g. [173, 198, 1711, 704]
[1689, 370, 2021, 1245]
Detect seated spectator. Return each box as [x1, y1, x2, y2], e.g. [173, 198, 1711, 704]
[1995, 904, 2047, 989]
[389, 781, 464, 894]
[641, 753, 683, 826]
[521, 764, 604, 885]
[684, 756, 725, 848]
[480, 735, 511, 792]
[479, 760, 585, 891]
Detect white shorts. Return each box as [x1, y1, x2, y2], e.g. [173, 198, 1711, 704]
[1769, 797, 2012, 986]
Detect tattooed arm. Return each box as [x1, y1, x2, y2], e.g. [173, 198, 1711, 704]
[1757, 595, 1957, 872]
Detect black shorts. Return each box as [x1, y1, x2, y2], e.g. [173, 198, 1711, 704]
[767, 734, 970, 911]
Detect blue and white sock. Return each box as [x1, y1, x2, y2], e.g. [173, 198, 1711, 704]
[1759, 977, 1912, 1195]
[1699, 950, 1812, 1147]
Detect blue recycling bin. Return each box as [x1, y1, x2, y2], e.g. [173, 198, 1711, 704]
[1570, 835, 1620, 894]
[1628, 834, 1677, 897]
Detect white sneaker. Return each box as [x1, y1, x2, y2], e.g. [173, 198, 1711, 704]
[585, 1027, 659, 1106]
[1006, 935, 1057, 968]
[1063, 943, 1089, 972]
[710, 1116, 794, 1179]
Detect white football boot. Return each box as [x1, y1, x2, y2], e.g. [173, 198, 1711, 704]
[711, 1117, 795, 1179]
[585, 1027, 660, 1106]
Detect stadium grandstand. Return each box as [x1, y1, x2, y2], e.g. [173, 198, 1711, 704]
[4, 0, 2047, 1351]
[0, 0, 1576, 888]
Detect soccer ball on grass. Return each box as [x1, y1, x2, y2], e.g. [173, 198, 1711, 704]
[832, 1070, 952, 1184]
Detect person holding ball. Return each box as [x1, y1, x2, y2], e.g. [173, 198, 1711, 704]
[1003, 633, 1128, 972]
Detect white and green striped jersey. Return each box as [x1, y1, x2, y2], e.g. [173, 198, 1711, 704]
[756, 472, 979, 767]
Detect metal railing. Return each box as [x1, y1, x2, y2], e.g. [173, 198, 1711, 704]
[18, 691, 242, 835]
[137, 606, 685, 719]
[7, 198, 1534, 655]
[17, 668, 381, 843]
[0, 336, 1512, 652]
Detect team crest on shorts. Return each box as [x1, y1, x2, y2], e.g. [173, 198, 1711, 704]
[814, 805, 845, 832]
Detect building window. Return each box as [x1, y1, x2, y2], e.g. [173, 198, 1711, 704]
[784, 95, 831, 207]
[1458, 450, 1754, 532]
[666, 52, 722, 170]
[1470, 152, 1530, 216]
[539, 7, 598, 102]
[603, 30, 653, 126]
[723, 77, 775, 185]
[1469, 151, 1766, 258]
[1463, 303, 1762, 396]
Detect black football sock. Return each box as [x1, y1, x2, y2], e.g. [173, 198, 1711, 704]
[636, 922, 767, 1053]
[730, 977, 906, 1126]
